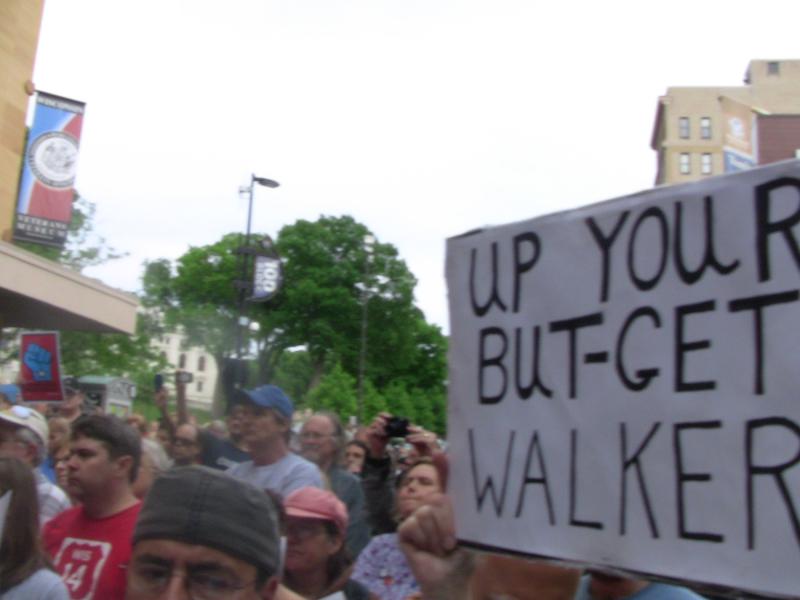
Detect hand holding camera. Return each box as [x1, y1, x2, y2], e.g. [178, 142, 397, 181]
[366, 412, 439, 460]
[405, 426, 440, 459]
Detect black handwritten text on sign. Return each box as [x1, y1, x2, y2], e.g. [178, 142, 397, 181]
[445, 162, 800, 599]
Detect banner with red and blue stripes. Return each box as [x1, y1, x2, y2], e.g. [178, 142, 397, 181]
[14, 91, 85, 248]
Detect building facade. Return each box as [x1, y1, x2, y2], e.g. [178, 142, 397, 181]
[651, 59, 800, 185]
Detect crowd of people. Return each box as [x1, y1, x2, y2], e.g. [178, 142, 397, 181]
[0, 378, 712, 599]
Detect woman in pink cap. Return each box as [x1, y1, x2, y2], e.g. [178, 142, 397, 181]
[283, 486, 375, 600]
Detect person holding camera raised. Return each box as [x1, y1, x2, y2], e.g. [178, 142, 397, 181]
[352, 455, 444, 600]
[360, 413, 440, 536]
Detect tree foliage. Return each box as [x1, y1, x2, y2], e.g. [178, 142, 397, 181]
[271, 349, 314, 406]
[143, 234, 243, 362]
[305, 363, 358, 418]
[264, 216, 425, 386]
[361, 380, 387, 424]
[141, 215, 448, 429]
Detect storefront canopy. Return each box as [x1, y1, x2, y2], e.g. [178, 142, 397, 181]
[0, 241, 137, 333]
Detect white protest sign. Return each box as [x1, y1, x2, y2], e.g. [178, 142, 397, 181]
[445, 160, 800, 598]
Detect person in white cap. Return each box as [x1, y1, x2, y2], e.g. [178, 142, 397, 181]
[0, 405, 70, 525]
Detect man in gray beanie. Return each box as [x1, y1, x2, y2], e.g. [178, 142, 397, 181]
[127, 466, 282, 599]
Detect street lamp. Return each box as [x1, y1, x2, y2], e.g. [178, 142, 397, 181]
[234, 174, 280, 382]
[357, 234, 376, 422]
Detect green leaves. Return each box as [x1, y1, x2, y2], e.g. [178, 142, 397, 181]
[140, 214, 448, 430]
[306, 363, 357, 417]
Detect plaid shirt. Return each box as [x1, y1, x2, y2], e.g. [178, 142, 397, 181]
[36, 468, 71, 525]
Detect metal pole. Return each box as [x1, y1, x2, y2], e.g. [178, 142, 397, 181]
[235, 176, 255, 368]
[244, 174, 255, 255]
[232, 175, 278, 390]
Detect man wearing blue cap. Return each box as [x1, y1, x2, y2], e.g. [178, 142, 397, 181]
[225, 384, 322, 498]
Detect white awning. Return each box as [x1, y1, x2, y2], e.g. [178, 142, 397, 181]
[0, 241, 138, 334]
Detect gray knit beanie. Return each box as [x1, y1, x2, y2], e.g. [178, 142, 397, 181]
[133, 466, 280, 575]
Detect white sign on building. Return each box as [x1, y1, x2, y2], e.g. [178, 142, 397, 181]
[445, 160, 800, 598]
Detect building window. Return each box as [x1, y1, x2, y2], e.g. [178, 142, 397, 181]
[197, 380, 204, 392]
[179, 353, 186, 369]
[701, 153, 712, 175]
[679, 153, 691, 174]
[768, 61, 780, 76]
[700, 117, 711, 139]
[679, 117, 690, 139]
[198, 356, 206, 372]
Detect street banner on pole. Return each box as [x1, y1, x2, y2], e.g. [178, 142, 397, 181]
[445, 160, 800, 598]
[252, 255, 282, 301]
[19, 331, 65, 403]
[14, 91, 85, 248]
[249, 237, 283, 302]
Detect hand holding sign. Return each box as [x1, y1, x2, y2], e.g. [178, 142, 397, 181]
[23, 343, 52, 381]
[398, 492, 474, 600]
[445, 161, 800, 598]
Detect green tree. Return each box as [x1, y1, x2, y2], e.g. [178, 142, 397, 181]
[141, 234, 288, 414]
[140, 215, 448, 423]
[140, 258, 176, 309]
[305, 363, 357, 419]
[163, 234, 242, 360]
[428, 387, 447, 436]
[411, 388, 436, 432]
[271, 349, 314, 407]
[266, 216, 421, 389]
[361, 380, 387, 425]
[383, 380, 417, 424]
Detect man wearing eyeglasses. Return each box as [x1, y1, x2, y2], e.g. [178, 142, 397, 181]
[172, 423, 202, 467]
[128, 466, 283, 600]
[0, 405, 71, 524]
[300, 411, 370, 557]
[225, 384, 322, 498]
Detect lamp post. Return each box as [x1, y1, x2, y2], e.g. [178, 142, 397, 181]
[357, 234, 376, 422]
[234, 174, 279, 381]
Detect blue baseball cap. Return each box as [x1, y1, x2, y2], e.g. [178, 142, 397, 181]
[237, 385, 293, 420]
[0, 384, 20, 404]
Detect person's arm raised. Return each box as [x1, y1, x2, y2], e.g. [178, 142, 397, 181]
[154, 388, 176, 438]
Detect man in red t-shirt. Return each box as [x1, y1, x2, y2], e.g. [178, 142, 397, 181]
[43, 414, 142, 600]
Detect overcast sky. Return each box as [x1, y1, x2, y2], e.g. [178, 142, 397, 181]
[32, 0, 798, 332]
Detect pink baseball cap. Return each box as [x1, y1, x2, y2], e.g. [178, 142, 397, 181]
[284, 487, 348, 535]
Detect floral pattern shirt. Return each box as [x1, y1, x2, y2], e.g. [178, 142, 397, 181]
[352, 533, 420, 600]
